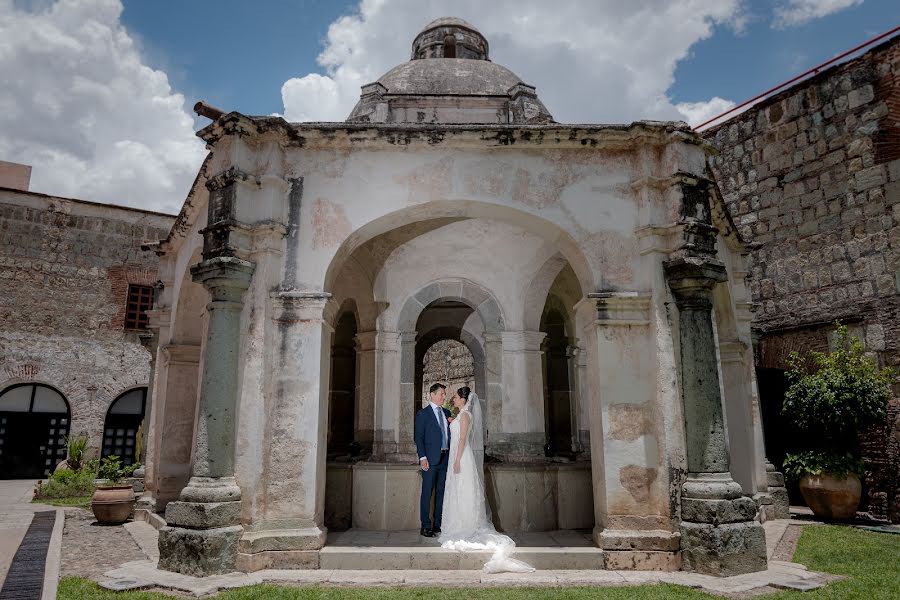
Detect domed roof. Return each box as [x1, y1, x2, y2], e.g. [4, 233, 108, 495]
[346, 17, 553, 124]
[376, 59, 523, 96]
[419, 16, 481, 34]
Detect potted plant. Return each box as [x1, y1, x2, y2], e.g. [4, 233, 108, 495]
[781, 323, 894, 520]
[91, 455, 136, 525]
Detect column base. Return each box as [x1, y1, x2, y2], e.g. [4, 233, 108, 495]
[766, 463, 791, 519]
[158, 525, 243, 576]
[158, 476, 244, 576]
[680, 474, 767, 576]
[753, 492, 775, 522]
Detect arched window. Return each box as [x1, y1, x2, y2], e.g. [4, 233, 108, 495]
[102, 388, 147, 465]
[0, 383, 70, 479]
[443, 34, 457, 58]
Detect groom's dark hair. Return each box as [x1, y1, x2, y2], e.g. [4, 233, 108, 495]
[429, 382, 446, 395]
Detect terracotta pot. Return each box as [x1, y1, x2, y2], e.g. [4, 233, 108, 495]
[799, 473, 861, 521]
[91, 484, 136, 525]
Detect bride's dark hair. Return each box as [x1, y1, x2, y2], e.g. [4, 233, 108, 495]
[457, 386, 471, 401]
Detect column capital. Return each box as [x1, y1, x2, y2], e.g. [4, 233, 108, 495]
[191, 256, 255, 301]
[664, 257, 726, 309]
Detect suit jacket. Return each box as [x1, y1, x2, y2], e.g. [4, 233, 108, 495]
[415, 404, 452, 465]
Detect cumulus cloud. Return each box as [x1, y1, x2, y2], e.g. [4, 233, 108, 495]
[281, 0, 748, 125]
[676, 97, 737, 129]
[0, 0, 204, 214]
[772, 0, 863, 28]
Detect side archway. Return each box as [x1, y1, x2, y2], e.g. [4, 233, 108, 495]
[0, 383, 70, 478]
[102, 387, 148, 466]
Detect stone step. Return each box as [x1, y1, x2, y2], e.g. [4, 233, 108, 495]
[319, 546, 605, 570]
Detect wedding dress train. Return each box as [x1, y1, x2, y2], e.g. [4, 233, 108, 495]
[439, 394, 534, 573]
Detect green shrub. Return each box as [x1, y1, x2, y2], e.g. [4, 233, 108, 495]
[98, 455, 125, 484]
[63, 432, 90, 471]
[35, 468, 96, 499]
[781, 322, 894, 479]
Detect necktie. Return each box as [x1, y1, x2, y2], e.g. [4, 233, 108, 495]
[435, 406, 446, 448]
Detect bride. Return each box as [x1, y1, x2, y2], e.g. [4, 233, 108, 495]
[439, 386, 534, 573]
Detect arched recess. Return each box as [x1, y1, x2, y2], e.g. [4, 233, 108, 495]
[394, 280, 504, 456]
[102, 387, 148, 466]
[322, 201, 597, 296]
[0, 383, 70, 479]
[150, 250, 206, 506]
[415, 325, 486, 412]
[328, 301, 359, 456]
[540, 295, 577, 456]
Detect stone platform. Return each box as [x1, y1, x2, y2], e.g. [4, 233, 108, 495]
[323, 529, 601, 570]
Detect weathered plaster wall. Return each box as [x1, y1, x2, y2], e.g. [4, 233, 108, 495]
[705, 35, 900, 521]
[0, 189, 173, 457]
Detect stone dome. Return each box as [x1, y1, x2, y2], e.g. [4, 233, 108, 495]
[346, 17, 553, 124]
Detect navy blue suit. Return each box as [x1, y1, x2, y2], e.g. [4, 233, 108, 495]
[415, 404, 451, 530]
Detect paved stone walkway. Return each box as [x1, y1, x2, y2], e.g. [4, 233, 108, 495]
[0, 480, 64, 600]
[92, 518, 842, 597]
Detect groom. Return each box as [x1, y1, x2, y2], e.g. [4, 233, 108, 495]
[414, 382, 451, 537]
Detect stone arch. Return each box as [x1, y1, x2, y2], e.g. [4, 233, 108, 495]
[394, 279, 504, 456]
[397, 280, 504, 334]
[322, 200, 597, 297]
[101, 386, 148, 465]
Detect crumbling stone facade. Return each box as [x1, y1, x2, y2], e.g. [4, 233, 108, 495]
[705, 34, 900, 522]
[0, 186, 173, 476]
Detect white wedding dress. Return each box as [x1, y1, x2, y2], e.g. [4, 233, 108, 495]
[439, 393, 534, 573]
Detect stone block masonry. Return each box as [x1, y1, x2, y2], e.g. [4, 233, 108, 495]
[0, 187, 174, 457]
[705, 34, 900, 522]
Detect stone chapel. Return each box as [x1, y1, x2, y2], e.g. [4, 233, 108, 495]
[142, 17, 782, 577]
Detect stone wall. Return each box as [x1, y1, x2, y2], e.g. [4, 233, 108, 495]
[0, 188, 173, 459]
[705, 35, 900, 521]
[421, 338, 475, 406]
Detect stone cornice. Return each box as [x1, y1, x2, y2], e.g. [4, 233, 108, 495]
[197, 112, 698, 150]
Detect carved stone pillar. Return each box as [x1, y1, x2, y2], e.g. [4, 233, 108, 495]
[354, 331, 377, 456]
[665, 257, 766, 576]
[398, 331, 418, 458]
[235, 291, 334, 571]
[158, 256, 254, 576]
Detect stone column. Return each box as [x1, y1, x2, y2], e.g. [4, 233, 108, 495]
[235, 291, 333, 571]
[373, 331, 401, 458]
[497, 330, 546, 458]
[566, 344, 583, 454]
[158, 256, 254, 576]
[590, 293, 680, 570]
[398, 331, 418, 458]
[483, 332, 504, 455]
[354, 331, 377, 455]
[664, 257, 766, 576]
[766, 461, 791, 519]
[133, 324, 159, 513]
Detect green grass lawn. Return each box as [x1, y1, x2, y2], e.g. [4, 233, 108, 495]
[32, 495, 92, 508]
[57, 525, 899, 600]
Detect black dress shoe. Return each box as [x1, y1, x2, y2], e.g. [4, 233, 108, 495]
[432, 527, 441, 534]
[420, 527, 434, 537]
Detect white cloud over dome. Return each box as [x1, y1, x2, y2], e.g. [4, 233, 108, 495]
[0, 0, 204, 214]
[281, 0, 749, 126]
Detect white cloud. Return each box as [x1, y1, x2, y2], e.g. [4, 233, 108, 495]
[0, 0, 204, 214]
[676, 97, 737, 129]
[773, 0, 863, 28]
[281, 1, 747, 125]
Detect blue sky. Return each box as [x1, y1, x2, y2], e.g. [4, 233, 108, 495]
[120, 0, 900, 121]
[1, 0, 898, 212]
